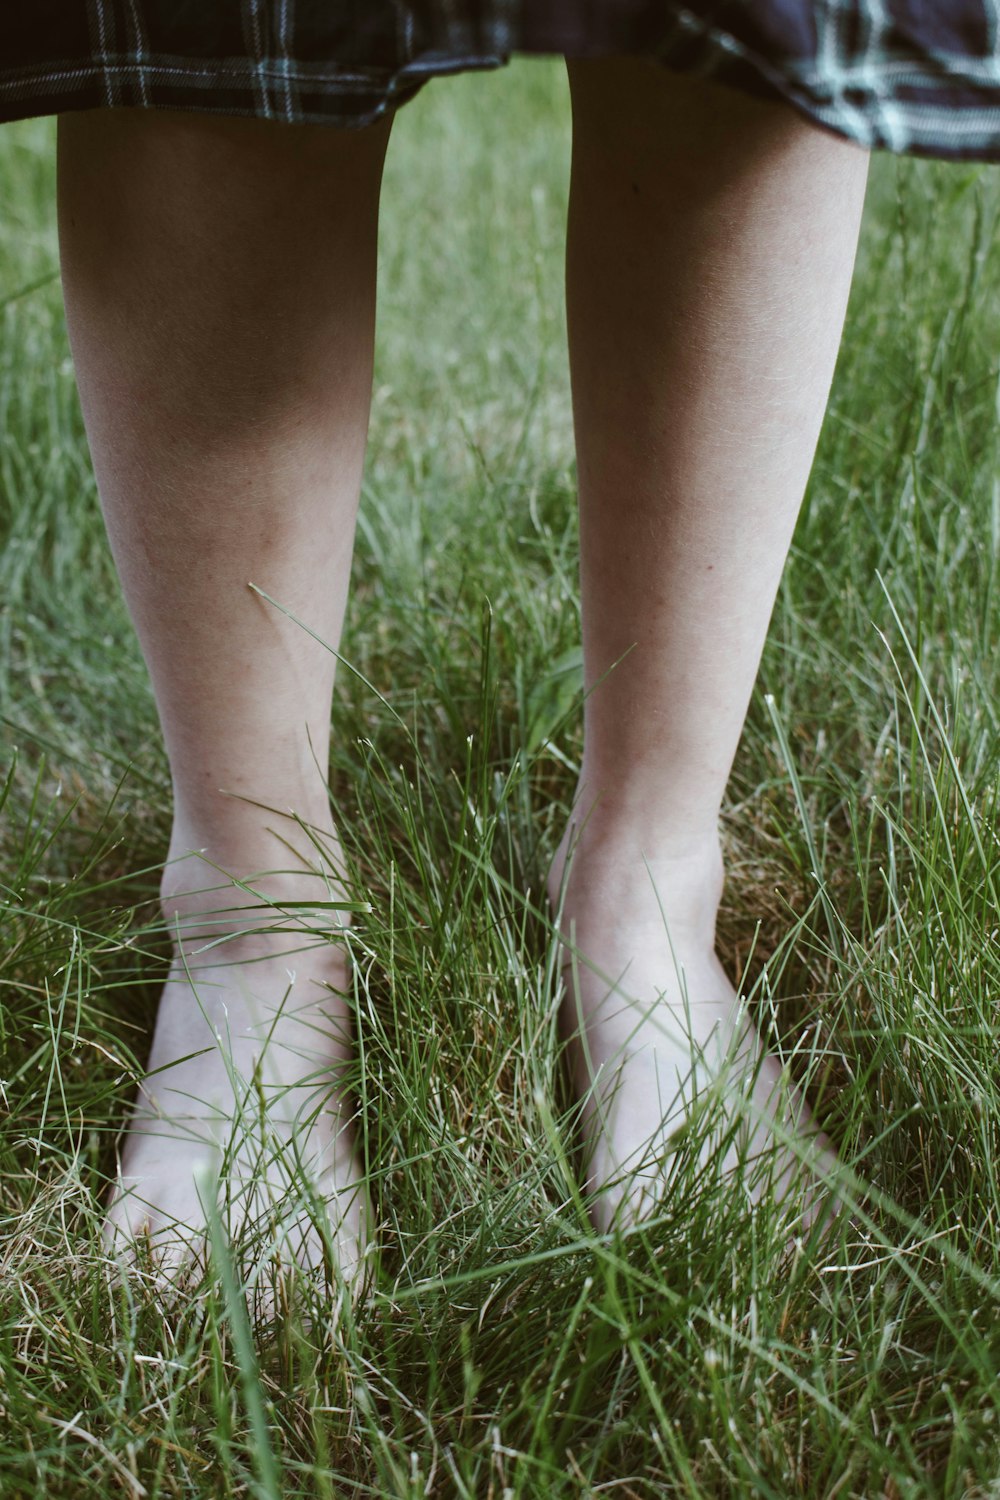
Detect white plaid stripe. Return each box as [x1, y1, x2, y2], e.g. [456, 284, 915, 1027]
[244, 0, 275, 120]
[278, 0, 295, 122]
[123, 0, 151, 106]
[989, 0, 1000, 51]
[85, 0, 117, 108]
[2, 2, 1000, 161]
[491, 0, 519, 54]
[813, 2, 873, 144]
[854, 0, 901, 152]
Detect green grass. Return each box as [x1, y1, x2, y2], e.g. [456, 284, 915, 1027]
[2, 58, 1000, 1498]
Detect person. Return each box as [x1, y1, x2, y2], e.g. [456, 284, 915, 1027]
[4, 5, 997, 1280]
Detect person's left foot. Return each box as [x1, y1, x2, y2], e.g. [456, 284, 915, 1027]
[548, 828, 836, 1233]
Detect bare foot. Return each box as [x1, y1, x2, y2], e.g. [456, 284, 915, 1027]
[548, 826, 836, 1234]
[104, 857, 369, 1289]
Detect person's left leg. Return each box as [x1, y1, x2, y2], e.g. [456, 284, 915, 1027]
[555, 59, 870, 1231]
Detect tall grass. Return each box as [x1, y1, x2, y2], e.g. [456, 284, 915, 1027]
[1, 60, 999, 1497]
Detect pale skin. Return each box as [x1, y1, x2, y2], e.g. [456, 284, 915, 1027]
[55, 59, 870, 1273]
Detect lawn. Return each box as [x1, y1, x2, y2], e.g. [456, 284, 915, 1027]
[2, 57, 1000, 1499]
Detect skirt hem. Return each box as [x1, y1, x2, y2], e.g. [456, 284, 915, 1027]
[1, 23, 999, 163]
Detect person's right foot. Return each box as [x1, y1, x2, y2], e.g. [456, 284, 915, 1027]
[104, 867, 369, 1287]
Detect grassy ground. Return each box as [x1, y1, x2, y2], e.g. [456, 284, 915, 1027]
[2, 59, 1000, 1499]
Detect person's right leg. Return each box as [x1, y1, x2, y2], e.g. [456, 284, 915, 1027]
[58, 107, 392, 1276]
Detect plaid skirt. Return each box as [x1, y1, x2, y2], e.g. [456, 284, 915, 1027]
[3, 2, 1000, 162]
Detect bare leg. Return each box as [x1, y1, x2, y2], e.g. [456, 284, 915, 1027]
[58, 108, 391, 1277]
[552, 61, 870, 1231]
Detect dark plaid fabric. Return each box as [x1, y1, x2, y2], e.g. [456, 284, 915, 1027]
[2, 2, 1000, 161]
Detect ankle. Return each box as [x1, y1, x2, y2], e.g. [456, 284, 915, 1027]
[160, 826, 350, 957]
[548, 816, 725, 935]
[556, 771, 723, 859]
